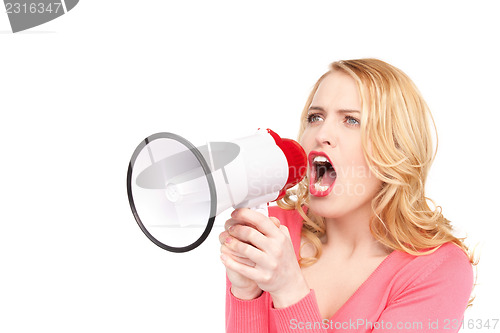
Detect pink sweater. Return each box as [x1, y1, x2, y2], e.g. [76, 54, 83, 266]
[225, 206, 473, 332]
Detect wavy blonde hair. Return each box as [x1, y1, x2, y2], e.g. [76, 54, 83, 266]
[278, 59, 477, 278]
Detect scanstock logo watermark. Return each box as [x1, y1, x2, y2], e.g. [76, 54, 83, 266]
[3, 0, 78, 33]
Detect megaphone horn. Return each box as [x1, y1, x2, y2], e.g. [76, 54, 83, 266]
[127, 129, 306, 252]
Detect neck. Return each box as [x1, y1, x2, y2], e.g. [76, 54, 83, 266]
[322, 205, 389, 259]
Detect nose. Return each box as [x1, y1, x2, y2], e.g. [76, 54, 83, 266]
[315, 122, 336, 148]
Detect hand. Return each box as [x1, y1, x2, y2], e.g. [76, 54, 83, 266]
[220, 220, 261, 300]
[219, 211, 283, 300]
[220, 208, 310, 308]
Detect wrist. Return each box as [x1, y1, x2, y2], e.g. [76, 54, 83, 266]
[270, 278, 310, 309]
[231, 285, 263, 300]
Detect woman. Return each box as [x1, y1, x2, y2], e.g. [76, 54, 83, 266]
[219, 59, 475, 332]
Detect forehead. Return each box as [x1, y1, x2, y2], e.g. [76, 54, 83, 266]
[311, 71, 361, 110]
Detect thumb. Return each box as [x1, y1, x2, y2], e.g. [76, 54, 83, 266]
[269, 217, 281, 228]
[279, 225, 291, 239]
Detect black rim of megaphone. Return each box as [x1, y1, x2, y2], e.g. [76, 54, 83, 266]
[126, 132, 217, 253]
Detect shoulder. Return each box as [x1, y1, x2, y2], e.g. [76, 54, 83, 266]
[389, 242, 474, 306]
[428, 243, 474, 289]
[403, 243, 473, 283]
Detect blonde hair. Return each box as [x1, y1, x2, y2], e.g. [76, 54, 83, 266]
[278, 59, 477, 280]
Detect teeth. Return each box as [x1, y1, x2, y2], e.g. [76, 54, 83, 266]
[311, 154, 335, 193]
[314, 183, 329, 192]
[313, 156, 329, 164]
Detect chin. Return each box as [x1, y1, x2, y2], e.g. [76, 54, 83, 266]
[308, 192, 374, 221]
[308, 196, 344, 219]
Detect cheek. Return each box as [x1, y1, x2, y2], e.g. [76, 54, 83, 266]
[342, 138, 368, 173]
[351, 161, 381, 198]
[299, 133, 315, 160]
[340, 142, 379, 193]
[299, 129, 312, 148]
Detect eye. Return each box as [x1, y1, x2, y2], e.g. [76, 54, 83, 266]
[344, 115, 360, 127]
[306, 113, 324, 124]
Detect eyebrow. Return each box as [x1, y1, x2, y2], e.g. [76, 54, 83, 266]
[308, 106, 361, 114]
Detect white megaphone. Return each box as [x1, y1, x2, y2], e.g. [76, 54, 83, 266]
[127, 128, 306, 252]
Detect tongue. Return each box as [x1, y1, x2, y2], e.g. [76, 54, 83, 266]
[318, 169, 336, 187]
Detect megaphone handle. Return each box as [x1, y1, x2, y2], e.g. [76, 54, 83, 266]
[251, 202, 269, 217]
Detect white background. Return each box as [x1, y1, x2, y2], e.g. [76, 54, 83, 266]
[1, 1, 499, 332]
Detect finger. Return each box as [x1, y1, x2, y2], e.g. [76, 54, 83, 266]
[224, 218, 238, 232]
[232, 256, 256, 267]
[224, 231, 267, 264]
[227, 224, 270, 253]
[223, 225, 265, 260]
[221, 253, 261, 282]
[224, 218, 254, 233]
[231, 208, 281, 237]
[219, 230, 235, 245]
[219, 231, 228, 245]
[224, 215, 280, 237]
[220, 245, 256, 267]
[220, 237, 250, 260]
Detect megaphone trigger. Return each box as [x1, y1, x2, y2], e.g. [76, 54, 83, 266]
[251, 202, 269, 217]
[250, 203, 281, 229]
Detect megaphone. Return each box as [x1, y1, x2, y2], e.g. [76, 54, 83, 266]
[126, 129, 306, 253]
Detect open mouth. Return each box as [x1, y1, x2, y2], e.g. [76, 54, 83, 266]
[309, 151, 336, 197]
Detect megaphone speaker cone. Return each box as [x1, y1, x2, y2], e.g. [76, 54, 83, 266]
[127, 133, 217, 253]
